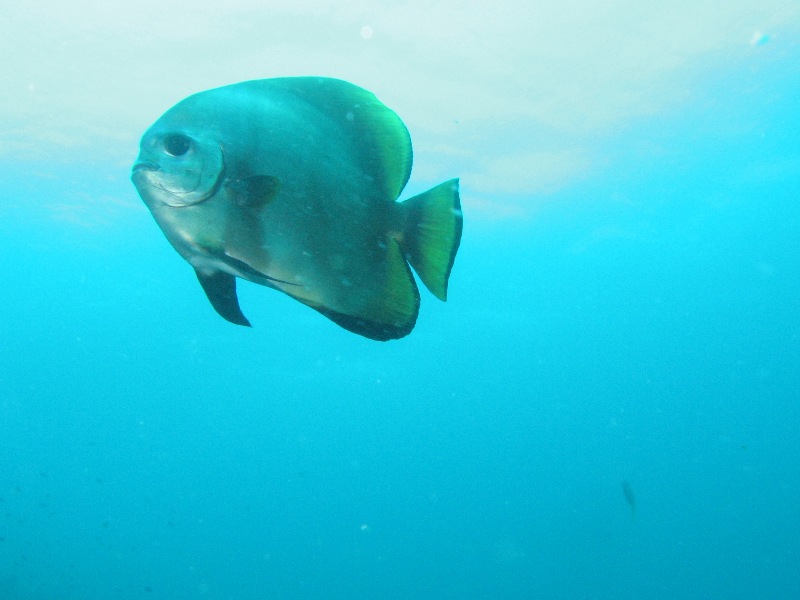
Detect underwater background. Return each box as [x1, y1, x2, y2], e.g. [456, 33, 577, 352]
[1, 1, 799, 598]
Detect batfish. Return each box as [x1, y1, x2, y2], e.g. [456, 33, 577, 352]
[131, 77, 462, 340]
[622, 480, 636, 518]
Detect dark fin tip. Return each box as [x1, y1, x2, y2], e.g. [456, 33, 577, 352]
[313, 306, 416, 341]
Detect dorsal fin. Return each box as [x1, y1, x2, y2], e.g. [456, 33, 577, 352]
[261, 77, 413, 201]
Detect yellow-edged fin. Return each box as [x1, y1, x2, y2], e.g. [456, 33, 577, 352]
[397, 179, 463, 301]
[265, 77, 413, 201]
[296, 241, 420, 341]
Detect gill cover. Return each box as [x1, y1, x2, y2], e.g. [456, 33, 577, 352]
[134, 130, 224, 207]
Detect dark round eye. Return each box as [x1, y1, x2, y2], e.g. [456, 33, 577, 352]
[163, 134, 191, 157]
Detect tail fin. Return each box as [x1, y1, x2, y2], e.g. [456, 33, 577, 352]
[397, 179, 462, 300]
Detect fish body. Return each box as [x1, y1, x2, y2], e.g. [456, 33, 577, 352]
[132, 78, 462, 340]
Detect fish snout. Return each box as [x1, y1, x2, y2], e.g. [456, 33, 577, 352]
[132, 160, 160, 174]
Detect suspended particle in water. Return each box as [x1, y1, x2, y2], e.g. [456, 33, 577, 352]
[749, 30, 769, 46]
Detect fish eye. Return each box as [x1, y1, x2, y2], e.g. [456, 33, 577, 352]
[163, 134, 192, 157]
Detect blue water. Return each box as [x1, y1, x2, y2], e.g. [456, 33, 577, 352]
[2, 7, 800, 600]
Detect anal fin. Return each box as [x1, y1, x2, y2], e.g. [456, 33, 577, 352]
[195, 269, 251, 327]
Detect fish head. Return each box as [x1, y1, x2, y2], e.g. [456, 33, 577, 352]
[132, 120, 224, 209]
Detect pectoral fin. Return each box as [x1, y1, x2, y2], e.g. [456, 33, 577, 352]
[195, 269, 251, 327]
[224, 175, 281, 209]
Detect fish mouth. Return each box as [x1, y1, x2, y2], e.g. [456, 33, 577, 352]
[132, 160, 160, 173]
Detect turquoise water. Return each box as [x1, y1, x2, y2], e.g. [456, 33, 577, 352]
[2, 4, 799, 599]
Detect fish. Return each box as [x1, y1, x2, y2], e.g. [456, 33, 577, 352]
[621, 480, 636, 517]
[131, 77, 463, 340]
